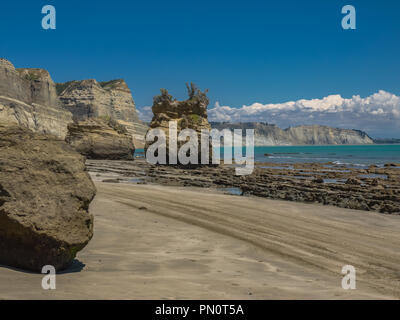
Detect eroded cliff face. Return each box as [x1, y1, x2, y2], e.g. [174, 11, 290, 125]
[0, 58, 73, 139]
[285, 125, 373, 145]
[210, 122, 374, 146]
[58, 79, 148, 148]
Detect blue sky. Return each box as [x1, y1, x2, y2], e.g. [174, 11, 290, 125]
[1, 0, 400, 137]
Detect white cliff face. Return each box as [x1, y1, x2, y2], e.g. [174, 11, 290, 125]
[58, 79, 148, 148]
[0, 58, 73, 139]
[284, 125, 373, 145]
[210, 122, 374, 146]
[0, 58, 146, 148]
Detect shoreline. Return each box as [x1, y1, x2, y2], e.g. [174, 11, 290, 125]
[87, 159, 400, 214]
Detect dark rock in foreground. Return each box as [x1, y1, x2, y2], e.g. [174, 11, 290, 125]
[0, 123, 96, 272]
[66, 118, 135, 160]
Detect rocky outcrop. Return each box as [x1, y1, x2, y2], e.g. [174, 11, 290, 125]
[0, 58, 73, 139]
[0, 123, 96, 272]
[66, 118, 135, 160]
[145, 84, 212, 164]
[86, 158, 400, 214]
[58, 79, 148, 148]
[210, 122, 374, 145]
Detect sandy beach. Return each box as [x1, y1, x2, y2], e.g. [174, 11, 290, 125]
[1, 181, 400, 299]
[1, 0, 400, 303]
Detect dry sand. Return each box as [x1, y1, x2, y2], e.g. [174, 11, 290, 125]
[1, 181, 400, 299]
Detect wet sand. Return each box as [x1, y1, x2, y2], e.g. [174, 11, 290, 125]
[1, 181, 400, 299]
[86, 159, 400, 214]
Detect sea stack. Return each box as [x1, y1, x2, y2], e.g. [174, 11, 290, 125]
[145, 83, 212, 165]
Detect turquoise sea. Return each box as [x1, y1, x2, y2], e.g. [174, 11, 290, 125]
[254, 144, 400, 168]
[136, 145, 400, 168]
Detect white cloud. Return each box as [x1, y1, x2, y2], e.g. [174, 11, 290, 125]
[136, 105, 153, 122]
[207, 90, 400, 138]
[137, 90, 400, 137]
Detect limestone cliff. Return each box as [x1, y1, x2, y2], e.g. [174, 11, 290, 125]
[210, 122, 374, 145]
[0, 58, 73, 139]
[57, 79, 148, 148]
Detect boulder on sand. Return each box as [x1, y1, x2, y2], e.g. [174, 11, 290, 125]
[0, 123, 96, 272]
[66, 117, 135, 160]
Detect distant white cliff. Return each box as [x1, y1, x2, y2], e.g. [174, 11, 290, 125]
[210, 122, 374, 145]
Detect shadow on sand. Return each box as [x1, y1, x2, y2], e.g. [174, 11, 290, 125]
[59, 259, 86, 274]
[0, 259, 86, 275]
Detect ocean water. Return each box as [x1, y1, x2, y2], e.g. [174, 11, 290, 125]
[136, 145, 400, 168]
[253, 145, 400, 168]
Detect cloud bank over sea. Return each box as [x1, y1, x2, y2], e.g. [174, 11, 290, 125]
[138, 90, 400, 138]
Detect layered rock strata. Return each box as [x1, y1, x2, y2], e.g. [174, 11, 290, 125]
[66, 118, 135, 160]
[57, 79, 148, 148]
[0, 58, 73, 139]
[210, 122, 374, 146]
